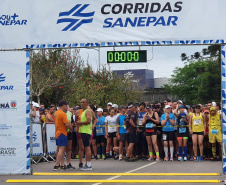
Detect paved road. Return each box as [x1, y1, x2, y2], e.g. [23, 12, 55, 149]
[1, 158, 225, 185]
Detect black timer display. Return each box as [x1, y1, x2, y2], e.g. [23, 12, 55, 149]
[107, 50, 147, 63]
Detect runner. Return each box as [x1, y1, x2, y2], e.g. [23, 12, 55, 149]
[207, 107, 222, 161]
[53, 100, 72, 171]
[105, 108, 118, 159]
[189, 104, 206, 162]
[136, 102, 147, 160]
[46, 105, 55, 123]
[154, 104, 164, 160]
[74, 107, 84, 168]
[142, 105, 160, 161]
[66, 105, 75, 169]
[125, 102, 138, 162]
[76, 99, 93, 170]
[96, 108, 106, 159]
[174, 105, 189, 161]
[161, 105, 175, 161]
[116, 105, 128, 160]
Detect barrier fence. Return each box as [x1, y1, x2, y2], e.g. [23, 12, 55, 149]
[31, 122, 56, 164]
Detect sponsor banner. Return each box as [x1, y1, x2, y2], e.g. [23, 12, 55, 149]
[0, 51, 29, 174]
[0, 0, 226, 49]
[46, 124, 56, 154]
[32, 124, 43, 156]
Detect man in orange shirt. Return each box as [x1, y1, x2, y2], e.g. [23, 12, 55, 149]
[53, 100, 72, 171]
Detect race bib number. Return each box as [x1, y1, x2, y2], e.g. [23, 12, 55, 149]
[108, 125, 116, 132]
[138, 119, 143, 126]
[162, 134, 167, 140]
[146, 123, 153, 129]
[194, 119, 201, 125]
[179, 127, 186, 133]
[96, 128, 103, 135]
[211, 129, 219, 135]
[123, 125, 126, 129]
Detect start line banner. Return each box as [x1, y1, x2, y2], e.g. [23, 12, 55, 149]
[0, 0, 226, 49]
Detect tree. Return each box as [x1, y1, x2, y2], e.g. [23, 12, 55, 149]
[31, 49, 81, 105]
[165, 45, 221, 104]
[31, 49, 144, 107]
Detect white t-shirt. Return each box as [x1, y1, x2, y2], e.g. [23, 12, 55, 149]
[32, 111, 40, 123]
[105, 115, 117, 133]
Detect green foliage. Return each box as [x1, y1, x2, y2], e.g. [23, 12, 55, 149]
[164, 59, 220, 104]
[31, 49, 143, 107]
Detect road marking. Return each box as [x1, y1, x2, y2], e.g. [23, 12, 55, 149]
[33, 172, 220, 176]
[6, 179, 221, 183]
[92, 161, 157, 185]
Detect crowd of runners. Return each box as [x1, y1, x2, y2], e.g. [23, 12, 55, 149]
[31, 99, 222, 171]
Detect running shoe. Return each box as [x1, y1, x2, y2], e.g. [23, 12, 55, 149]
[67, 163, 75, 169]
[170, 157, 174, 161]
[91, 155, 94, 159]
[53, 165, 61, 171]
[164, 157, 169, 161]
[178, 156, 183, 161]
[80, 164, 92, 171]
[189, 156, 194, 161]
[183, 157, 187, 161]
[61, 165, 69, 170]
[95, 155, 98, 160]
[147, 156, 154, 161]
[211, 157, 217, 161]
[102, 154, 105, 159]
[194, 156, 199, 162]
[156, 156, 160, 161]
[199, 156, 203, 162]
[119, 157, 123, 161]
[79, 162, 83, 169]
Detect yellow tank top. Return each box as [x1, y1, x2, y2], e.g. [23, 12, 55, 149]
[192, 113, 204, 132]
[79, 109, 92, 135]
[209, 113, 221, 130]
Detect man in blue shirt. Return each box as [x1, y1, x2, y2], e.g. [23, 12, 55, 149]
[161, 105, 175, 161]
[96, 108, 106, 159]
[116, 105, 127, 160]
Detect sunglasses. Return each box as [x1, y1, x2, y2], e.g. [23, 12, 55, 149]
[195, 107, 200, 109]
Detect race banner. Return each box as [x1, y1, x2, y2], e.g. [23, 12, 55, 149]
[46, 124, 56, 154]
[32, 124, 43, 156]
[0, 51, 29, 174]
[0, 0, 225, 49]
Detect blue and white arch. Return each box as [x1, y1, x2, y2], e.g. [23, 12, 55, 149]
[27, 39, 226, 173]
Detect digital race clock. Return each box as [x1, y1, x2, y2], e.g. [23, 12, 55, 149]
[107, 50, 147, 63]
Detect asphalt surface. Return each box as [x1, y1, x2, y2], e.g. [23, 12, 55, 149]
[1, 158, 225, 185]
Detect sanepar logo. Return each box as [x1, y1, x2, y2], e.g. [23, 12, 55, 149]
[57, 2, 182, 30]
[57, 4, 95, 31]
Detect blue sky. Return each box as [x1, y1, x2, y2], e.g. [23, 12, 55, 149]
[79, 45, 206, 78]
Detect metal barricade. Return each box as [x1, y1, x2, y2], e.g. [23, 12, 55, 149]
[45, 122, 56, 161]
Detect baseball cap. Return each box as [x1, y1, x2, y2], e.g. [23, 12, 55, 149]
[177, 100, 183, 104]
[185, 105, 190, 109]
[120, 105, 127, 109]
[210, 107, 216, 111]
[128, 102, 134, 108]
[195, 104, 201, 109]
[39, 108, 44, 111]
[97, 108, 103, 112]
[165, 105, 171, 109]
[34, 103, 40, 108]
[179, 105, 184, 109]
[107, 102, 112, 106]
[146, 106, 151, 110]
[73, 106, 77, 110]
[112, 104, 118, 108]
[58, 100, 68, 107]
